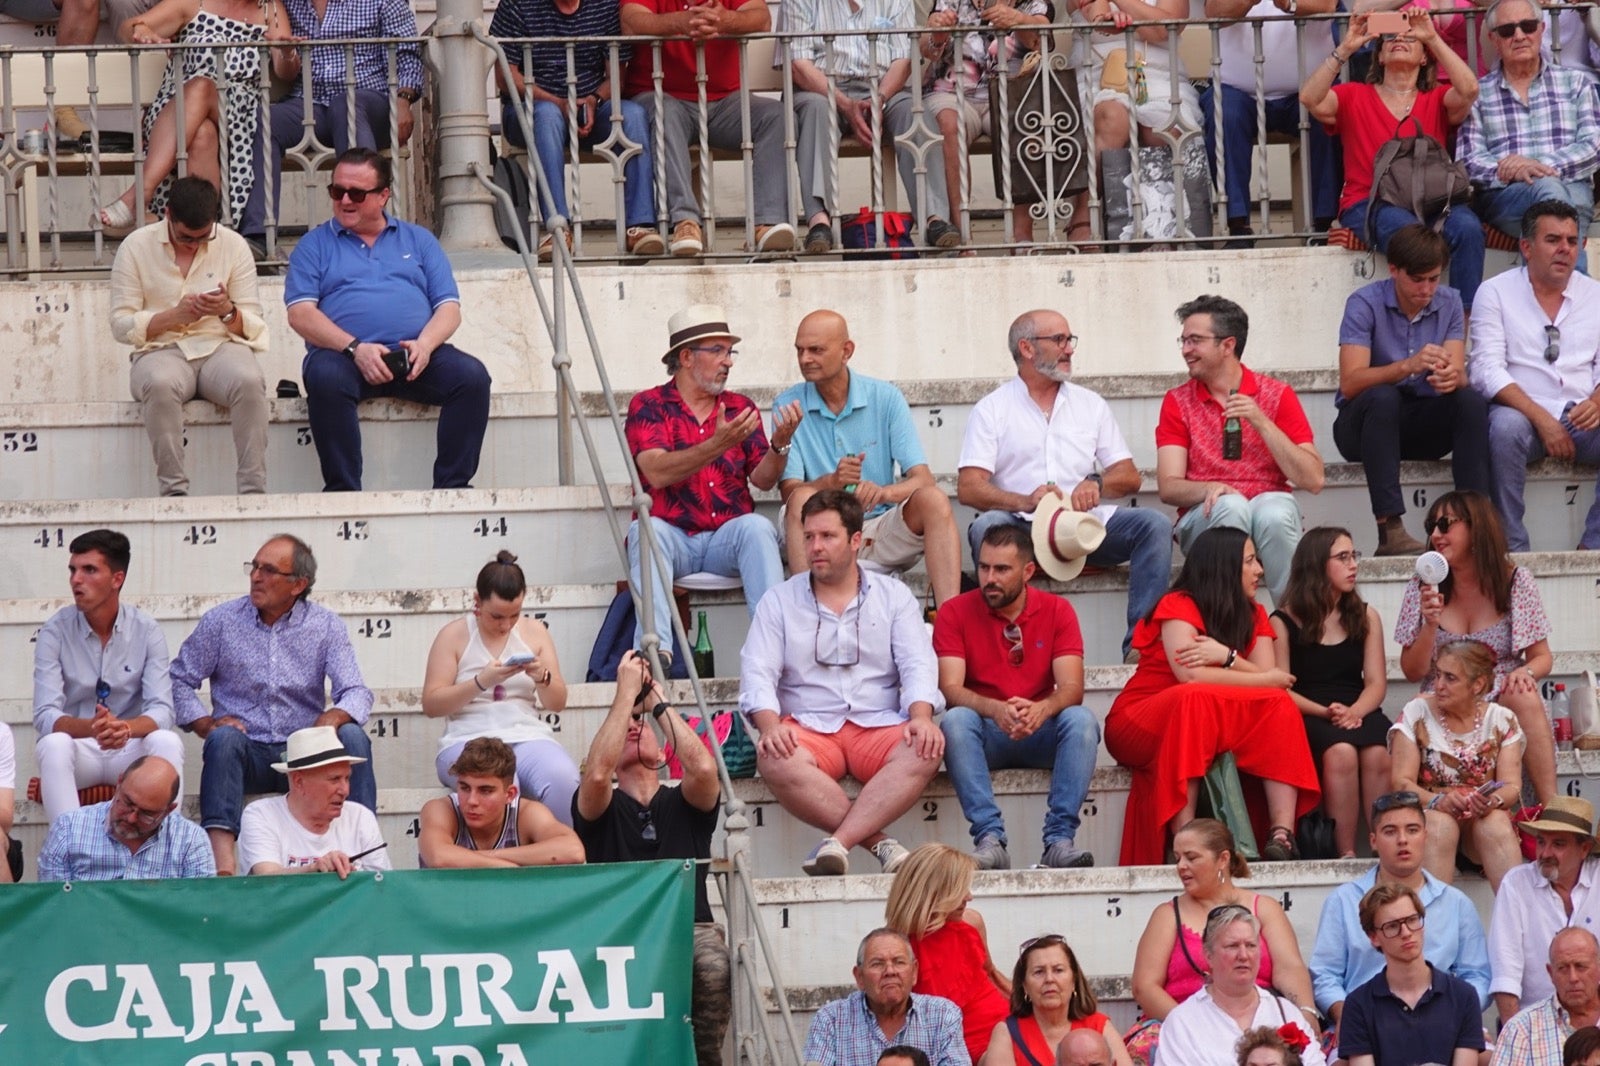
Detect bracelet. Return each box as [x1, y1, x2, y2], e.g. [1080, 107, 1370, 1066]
[537, 669, 553, 686]
[1223, 648, 1237, 669]
[473, 675, 487, 692]
[649, 700, 672, 720]
[1426, 794, 1442, 810]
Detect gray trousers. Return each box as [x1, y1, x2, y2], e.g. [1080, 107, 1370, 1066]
[793, 80, 949, 226]
[129, 342, 268, 495]
[636, 92, 791, 226]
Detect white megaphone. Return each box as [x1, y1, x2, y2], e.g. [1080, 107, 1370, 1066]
[1415, 550, 1449, 586]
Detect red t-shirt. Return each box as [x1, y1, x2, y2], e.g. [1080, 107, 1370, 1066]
[932, 587, 1083, 703]
[1327, 82, 1455, 214]
[621, 0, 748, 100]
[1154, 367, 1315, 513]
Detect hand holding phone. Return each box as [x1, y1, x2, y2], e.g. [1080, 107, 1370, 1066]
[381, 347, 411, 380]
[1474, 779, 1504, 797]
[502, 652, 536, 667]
[1367, 10, 1408, 35]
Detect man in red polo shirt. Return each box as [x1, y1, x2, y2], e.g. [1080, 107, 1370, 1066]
[1155, 294, 1325, 602]
[934, 523, 1097, 870]
[620, 0, 796, 256]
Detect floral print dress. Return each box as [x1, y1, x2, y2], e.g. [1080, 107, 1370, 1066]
[1389, 696, 1525, 790]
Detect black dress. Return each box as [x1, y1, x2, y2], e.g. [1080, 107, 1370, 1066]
[1272, 610, 1392, 761]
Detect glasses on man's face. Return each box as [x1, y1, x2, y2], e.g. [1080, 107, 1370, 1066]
[1424, 514, 1466, 536]
[1376, 912, 1425, 938]
[689, 344, 738, 361]
[1178, 333, 1219, 349]
[112, 788, 168, 824]
[245, 560, 292, 579]
[1330, 550, 1363, 565]
[1492, 17, 1541, 38]
[327, 183, 387, 203]
[167, 220, 217, 247]
[1545, 325, 1561, 364]
[1033, 333, 1078, 349]
[1003, 622, 1025, 666]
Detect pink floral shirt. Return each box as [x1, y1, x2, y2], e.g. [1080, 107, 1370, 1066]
[1393, 566, 1550, 697]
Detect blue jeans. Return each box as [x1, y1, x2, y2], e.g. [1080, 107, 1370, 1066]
[503, 98, 655, 228]
[1478, 177, 1595, 274]
[198, 722, 376, 836]
[966, 506, 1172, 658]
[1488, 403, 1600, 550]
[1201, 84, 1340, 226]
[627, 514, 783, 649]
[1175, 492, 1301, 603]
[242, 90, 391, 238]
[939, 705, 1100, 847]
[1340, 200, 1486, 310]
[302, 343, 491, 491]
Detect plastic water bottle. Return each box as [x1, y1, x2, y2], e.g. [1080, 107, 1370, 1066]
[1554, 683, 1574, 753]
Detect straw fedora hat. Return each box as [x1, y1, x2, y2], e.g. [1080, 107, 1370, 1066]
[662, 304, 740, 365]
[270, 726, 369, 774]
[1031, 495, 1107, 582]
[1515, 796, 1599, 843]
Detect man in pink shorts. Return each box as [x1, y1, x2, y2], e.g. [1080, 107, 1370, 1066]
[739, 489, 942, 876]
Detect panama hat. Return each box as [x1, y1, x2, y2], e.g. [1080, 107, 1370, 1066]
[270, 725, 368, 774]
[1032, 495, 1107, 582]
[662, 303, 740, 365]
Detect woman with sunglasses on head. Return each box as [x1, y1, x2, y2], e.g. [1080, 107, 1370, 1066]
[1271, 528, 1393, 858]
[979, 934, 1134, 1066]
[1299, 7, 1484, 310]
[1106, 527, 1320, 866]
[1390, 639, 1524, 891]
[885, 843, 1012, 1063]
[1125, 819, 1317, 1066]
[1395, 489, 1556, 802]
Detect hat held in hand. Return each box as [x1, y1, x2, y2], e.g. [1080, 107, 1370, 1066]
[1032, 495, 1107, 582]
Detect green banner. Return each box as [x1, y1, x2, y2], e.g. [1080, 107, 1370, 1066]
[0, 862, 696, 1065]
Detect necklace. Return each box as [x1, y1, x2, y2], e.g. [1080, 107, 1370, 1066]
[1436, 699, 1486, 757]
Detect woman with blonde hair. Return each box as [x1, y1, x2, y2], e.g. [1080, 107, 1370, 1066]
[885, 843, 1011, 1062]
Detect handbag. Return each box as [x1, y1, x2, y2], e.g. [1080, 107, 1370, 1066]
[1296, 807, 1338, 860]
[987, 45, 1089, 208]
[1201, 752, 1261, 861]
[840, 207, 918, 260]
[1364, 114, 1471, 245]
[666, 710, 757, 779]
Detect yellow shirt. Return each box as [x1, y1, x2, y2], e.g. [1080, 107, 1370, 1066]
[109, 220, 268, 359]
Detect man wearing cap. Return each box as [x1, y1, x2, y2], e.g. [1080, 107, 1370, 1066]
[1491, 928, 1600, 1066]
[238, 726, 390, 877]
[32, 527, 186, 824]
[957, 308, 1171, 661]
[172, 534, 375, 876]
[776, 308, 962, 609]
[1157, 294, 1324, 602]
[1488, 796, 1600, 1024]
[625, 304, 802, 654]
[741, 489, 942, 876]
[1310, 791, 1491, 1032]
[37, 755, 215, 881]
[935, 523, 1098, 870]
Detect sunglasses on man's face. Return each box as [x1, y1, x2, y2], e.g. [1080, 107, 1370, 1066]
[327, 183, 387, 203]
[1491, 17, 1541, 38]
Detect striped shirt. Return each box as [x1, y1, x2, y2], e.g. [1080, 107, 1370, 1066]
[1489, 996, 1574, 1066]
[282, 0, 424, 103]
[786, 0, 913, 80]
[801, 991, 971, 1066]
[1458, 63, 1600, 185]
[489, 0, 627, 101]
[37, 802, 216, 881]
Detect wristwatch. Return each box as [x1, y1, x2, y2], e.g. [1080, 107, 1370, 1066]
[773, 442, 791, 455]
[1087, 472, 1104, 488]
[342, 340, 359, 360]
[397, 88, 421, 104]
[220, 306, 238, 324]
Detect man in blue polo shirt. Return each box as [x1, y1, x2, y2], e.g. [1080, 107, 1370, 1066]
[1331, 223, 1490, 556]
[1337, 882, 1485, 1066]
[775, 309, 961, 608]
[286, 147, 492, 492]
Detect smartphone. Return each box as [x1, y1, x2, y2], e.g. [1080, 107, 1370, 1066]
[1474, 779, 1504, 796]
[381, 347, 410, 378]
[1368, 10, 1409, 35]
[207, 284, 225, 296]
[503, 652, 535, 666]
[575, 101, 591, 127]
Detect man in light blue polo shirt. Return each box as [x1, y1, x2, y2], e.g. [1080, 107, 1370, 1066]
[286, 147, 491, 492]
[775, 309, 962, 608]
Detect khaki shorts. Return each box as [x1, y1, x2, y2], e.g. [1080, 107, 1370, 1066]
[925, 90, 992, 142]
[859, 505, 925, 571]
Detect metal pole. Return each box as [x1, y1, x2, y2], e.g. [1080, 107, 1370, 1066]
[432, 0, 500, 249]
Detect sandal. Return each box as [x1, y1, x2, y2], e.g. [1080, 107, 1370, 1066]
[94, 197, 135, 236]
[1262, 825, 1299, 862]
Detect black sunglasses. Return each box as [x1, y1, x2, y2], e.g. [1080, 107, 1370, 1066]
[1371, 790, 1422, 816]
[1491, 17, 1541, 37]
[1424, 514, 1466, 535]
[1545, 325, 1561, 364]
[327, 183, 387, 203]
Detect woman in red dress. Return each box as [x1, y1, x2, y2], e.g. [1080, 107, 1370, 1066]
[1106, 527, 1320, 865]
[885, 843, 1011, 1063]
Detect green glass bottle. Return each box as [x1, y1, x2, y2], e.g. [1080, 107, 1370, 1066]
[692, 610, 715, 678]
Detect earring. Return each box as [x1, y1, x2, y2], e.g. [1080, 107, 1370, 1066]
[1217, 870, 1224, 884]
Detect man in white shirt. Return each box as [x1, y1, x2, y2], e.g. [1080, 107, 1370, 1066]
[1488, 797, 1600, 1024]
[238, 726, 391, 877]
[740, 489, 942, 876]
[1201, 0, 1341, 239]
[1472, 199, 1600, 550]
[957, 309, 1172, 660]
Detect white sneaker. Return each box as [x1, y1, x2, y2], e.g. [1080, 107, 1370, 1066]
[872, 838, 910, 873]
[801, 836, 849, 876]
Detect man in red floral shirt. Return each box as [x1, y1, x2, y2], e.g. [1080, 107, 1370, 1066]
[625, 304, 802, 653]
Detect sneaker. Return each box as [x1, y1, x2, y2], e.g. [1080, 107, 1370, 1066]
[625, 226, 665, 256]
[1040, 840, 1094, 869]
[669, 219, 704, 257]
[924, 216, 961, 249]
[972, 835, 1011, 871]
[53, 104, 89, 140]
[804, 222, 834, 254]
[872, 838, 910, 874]
[752, 222, 796, 253]
[801, 836, 849, 876]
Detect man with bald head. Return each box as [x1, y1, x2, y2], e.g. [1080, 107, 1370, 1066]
[776, 309, 961, 607]
[1491, 928, 1600, 1066]
[37, 755, 215, 880]
[1055, 1029, 1111, 1066]
[958, 309, 1172, 659]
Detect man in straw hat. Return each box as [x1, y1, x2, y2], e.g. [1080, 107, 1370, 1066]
[625, 304, 802, 654]
[1488, 795, 1600, 1023]
[238, 726, 390, 877]
[1157, 295, 1324, 602]
[957, 309, 1171, 661]
[935, 523, 1099, 870]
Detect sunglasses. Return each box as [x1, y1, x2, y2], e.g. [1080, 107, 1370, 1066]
[1003, 622, 1025, 666]
[96, 678, 111, 705]
[1018, 933, 1070, 954]
[1424, 514, 1466, 535]
[1545, 325, 1561, 364]
[1491, 17, 1541, 37]
[1371, 790, 1422, 815]
[638, 807, 657, 843]
[327, 183, 387, 203]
